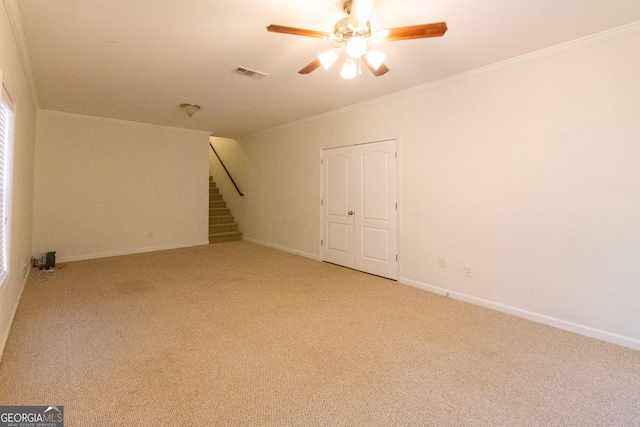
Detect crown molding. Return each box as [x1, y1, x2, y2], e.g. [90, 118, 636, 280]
[38, 109, 213, 136]
[3, 0, 40, 111]
[245, 20, 640, 140]
[411, 19, 640, 96]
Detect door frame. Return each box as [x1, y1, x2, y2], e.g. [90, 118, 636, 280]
[318, 138, 400, 279]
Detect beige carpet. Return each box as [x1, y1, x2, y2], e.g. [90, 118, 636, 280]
[0, 241, 638, 426]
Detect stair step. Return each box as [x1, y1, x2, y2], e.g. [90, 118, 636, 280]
[208, 177, 241, 244]
[209, 223, 239, 233]
[209, 207, 231, 216]
[209, 215, 234, 224]
[209, 231, 243, 243]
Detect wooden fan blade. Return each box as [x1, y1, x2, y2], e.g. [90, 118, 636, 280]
[361, 56, 389, 76]
[267, 25, 331, 39]
[349, 0, 375, 29]
[376, 22, 447, 41]
[298, 58, 322, 74]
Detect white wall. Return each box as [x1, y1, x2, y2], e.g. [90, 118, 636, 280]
[232, 28, 640, 348]
[0, 1, 37, 359]
[32, 112, 210, 261]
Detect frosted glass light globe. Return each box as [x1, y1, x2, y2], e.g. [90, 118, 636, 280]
[340, 59, 357, 79]
[346, 36, 367, 58]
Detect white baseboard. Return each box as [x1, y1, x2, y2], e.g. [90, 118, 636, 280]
[56, 241, 211, 263]
[400, 277, 640, 351]
[242, 237, 319, 261]
[0, 269, 29, 363]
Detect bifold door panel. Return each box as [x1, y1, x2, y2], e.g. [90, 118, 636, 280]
[322, 140, 397, 279]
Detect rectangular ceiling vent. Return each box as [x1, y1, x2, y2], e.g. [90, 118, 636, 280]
[233, 66, 268, 80]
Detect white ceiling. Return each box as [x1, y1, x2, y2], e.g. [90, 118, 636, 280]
[12, 0, 640, 138]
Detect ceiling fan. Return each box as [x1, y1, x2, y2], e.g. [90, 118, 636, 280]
[267, 0, 447, 78]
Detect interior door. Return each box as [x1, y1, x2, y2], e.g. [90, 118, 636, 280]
[353, 140, 397, 279]
[322, 147, 355, 267]
[321, 140, 397, 280]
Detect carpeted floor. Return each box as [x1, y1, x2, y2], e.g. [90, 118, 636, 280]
[0, 241, 638, 426]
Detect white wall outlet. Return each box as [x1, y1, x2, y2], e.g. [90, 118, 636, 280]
[438, 257, 446, 268]
[464, 265, 473, 278]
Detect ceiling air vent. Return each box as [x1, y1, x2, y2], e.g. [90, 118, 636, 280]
[233, 66, 268, 80]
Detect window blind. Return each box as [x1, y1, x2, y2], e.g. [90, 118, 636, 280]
[0, 88, 14, 285]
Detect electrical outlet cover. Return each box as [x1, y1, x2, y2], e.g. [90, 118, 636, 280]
[464, 265, 473, 277]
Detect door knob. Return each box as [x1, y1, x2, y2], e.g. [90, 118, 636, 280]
[348, 211, 354, 216]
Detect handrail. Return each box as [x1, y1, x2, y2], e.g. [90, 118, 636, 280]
[209, 142, 244, 196]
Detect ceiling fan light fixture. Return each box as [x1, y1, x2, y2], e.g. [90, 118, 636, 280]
[267, 2, 448, 78]
[318, 49, 339, 70]
[346, 36, 368, 58]
[340, 58, 358, 79]
[364, 49, 386, 70]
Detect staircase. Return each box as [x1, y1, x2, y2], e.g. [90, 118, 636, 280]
[209, 177, 242, 243]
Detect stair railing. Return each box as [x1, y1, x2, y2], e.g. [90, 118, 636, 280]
[209, 142, 244, 196]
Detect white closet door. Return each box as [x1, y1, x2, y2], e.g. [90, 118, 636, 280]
[322, 140, 397, 279]
[322, 147, 356, 268]
[354, 140, 397, 279]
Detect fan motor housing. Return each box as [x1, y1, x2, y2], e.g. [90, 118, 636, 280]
[333, 17, 371, 42]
